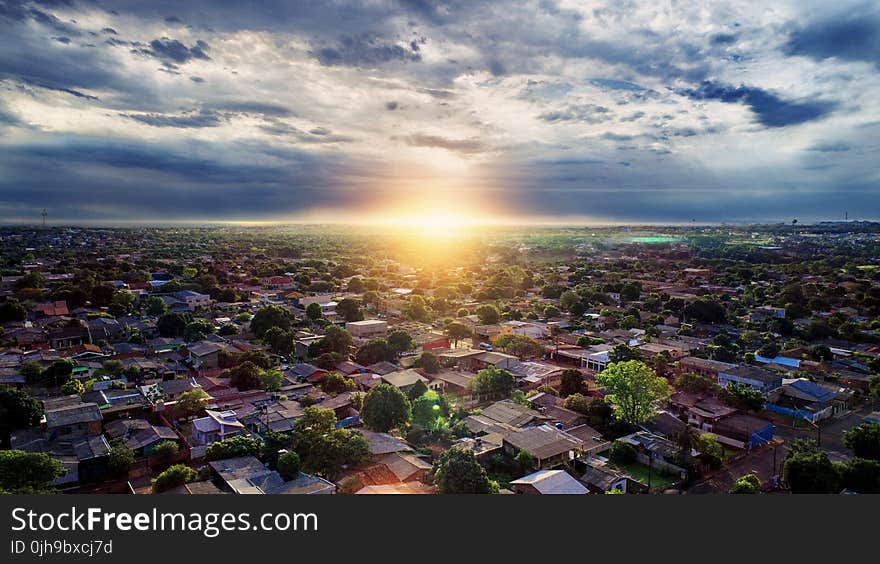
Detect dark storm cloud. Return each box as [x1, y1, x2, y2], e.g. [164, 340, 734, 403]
[784, 6, 880, 67]
[682, 81, 837, 127]
[216, 102, 292, 117]
[138, 38, 210, 65]
[314, 35, 422, 67]
[0, 136, 374, 220]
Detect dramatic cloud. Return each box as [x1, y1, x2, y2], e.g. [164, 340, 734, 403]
[0, 0, 877, 223]
[784, 6, 880, 67]
[682, 82, 837, 128]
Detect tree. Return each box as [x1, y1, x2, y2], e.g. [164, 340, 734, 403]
[277, 451, 301, 481]
[494, 334, 544, 359]
[251, 304, 294, 337]
[470, 366, 516, 400]
[60, 379, 85, 395]
[721, 383, 765, 412]
[674, 372, 718, 394]
[515, 448, 534, 472]
[433, 448, 497, 494]
[322, 372, 356, 395]
[595, 360, 669, 426]
[0, 450, 66, 493]
[308, 325, 353, 357]
[475, 304, 500, 325]
[695, 433, 724, 469]
[783, 440, 841, 494]
[19, 362, 44, 385]
[843, 423, 880, 460]
[261, 369, 285, 392]
[608, 343, 642, 363]
[183, 319, 215, 342]
[387, 329, 415, 355]
[407, 379, 429, 402]
[839, 457, 880, 493]
[563, 393, 591, 414]
[411, 390, 444, 429]
[107, 442, 135, 476]
[403, 295, 431, 321]
[415, 351, 440, 373]
[44, 358, 74, 386]
[109, 289, 136, 317]
[559, 369, 586, 397]
[299, 428, 370, 479]
[157, 312, 188, 338]
[174, 388, 210, 420]
[444, 322, 472, 347]
[354, 338, 394, 365]
[151, 440, 179, 465]
[0, 388, 42, 447]
[305, 302, 323, 321]
[205, 435, 263, 461]
[263, 326, 294, 356]
[729, 474, 761, 494]
[609, 440, 637, 464]
[361, 383, 411, 432]
[145, 296, 168, 316]
[226, 361, 265, 391]
[335, 298, 363, 322]
[0, 298, 27, 323]
[151, 464, 197, 493]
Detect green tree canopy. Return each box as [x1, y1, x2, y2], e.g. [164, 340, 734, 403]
[433, 448, 497, 494]
[595, 360, 669, 426]
[0, 450, 66, 493]
[361, 383, 411, 432]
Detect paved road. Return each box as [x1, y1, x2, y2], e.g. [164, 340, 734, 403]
[772, 405, 871, 462]
[687, 440, 786, 494]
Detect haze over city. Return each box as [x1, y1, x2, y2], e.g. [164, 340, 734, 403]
[1, 1, 878, 225]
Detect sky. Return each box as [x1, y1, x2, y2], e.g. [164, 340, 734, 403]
[0, 0, 878, 225]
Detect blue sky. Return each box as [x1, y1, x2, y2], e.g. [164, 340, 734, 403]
[0, 0, 878, 224]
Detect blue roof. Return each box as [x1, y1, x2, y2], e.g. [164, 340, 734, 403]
[755, 355, 800, 368]
[789, 379, 836, 403]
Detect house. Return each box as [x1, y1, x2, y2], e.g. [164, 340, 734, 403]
[43, 396, 103, 440]
[209, 456, 335, 494]
[48, 326, 89, 349]
[289, 362, 328, 383]
[172, 290, 212, 309]
[479, 399, 545, 428]
[427, 369, 474, 396]
[346, 319, 388, 339]
[191, 409, 246, 445]
[186, 341, 222, 370]
[104, 419, 179, 456]
[157, 377, 202, 400]
[618, 431, 687, 478]
[33, 301, 69, 318]
[765, 378, 854, 423]
[677, 356, 735, 382]
[503, 424, 585, 469]
[718, 365, 782, 394]
[87, 317, 126, 343]
[380, 369, 429, 393]
[510, 469, 588, 494]
[579, 459, 635, 494]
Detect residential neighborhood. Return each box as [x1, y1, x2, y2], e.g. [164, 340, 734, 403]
[2, 222, 880, 495]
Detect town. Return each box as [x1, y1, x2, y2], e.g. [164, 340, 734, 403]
[1, 222, 879, 495]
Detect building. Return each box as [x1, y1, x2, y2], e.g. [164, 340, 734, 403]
[510, 469, 588, 494]
[191, 409, 246, 445]
[172, 290, 212, 309]
[209, 456, 335, 494]
[718, 365, 783, 394]
[677, 356, 735, 382]
[346, 319, 388, 339]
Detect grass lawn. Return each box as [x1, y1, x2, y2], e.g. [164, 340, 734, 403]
[613, 462, 678, 491]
